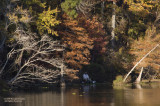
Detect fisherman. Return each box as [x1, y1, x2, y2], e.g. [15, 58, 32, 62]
[82, 72, 91, 83]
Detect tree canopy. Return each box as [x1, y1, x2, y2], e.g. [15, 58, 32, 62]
[0, 0, 160, 87]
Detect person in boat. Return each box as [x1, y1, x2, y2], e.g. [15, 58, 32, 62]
[82, 72, 91, 83]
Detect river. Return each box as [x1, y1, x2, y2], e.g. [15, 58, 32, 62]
[1, 83, 160, 106]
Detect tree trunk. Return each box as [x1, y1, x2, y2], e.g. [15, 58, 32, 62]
[60, 63, 65, 87]
[135, 83, 142, 89]
[111, 1, 116, 48]
[0, 34, 6, 53]
[123, 44, 159, 82]
[136, 67, 143, 83]
[101, 1, 105, 19]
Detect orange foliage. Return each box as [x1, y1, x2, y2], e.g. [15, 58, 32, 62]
[78, 16, 108, 57]
[130, 26, 160, 71]
[59, 15, 93, 79]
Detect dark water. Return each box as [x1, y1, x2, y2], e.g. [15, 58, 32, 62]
[1, 83, 160, 106]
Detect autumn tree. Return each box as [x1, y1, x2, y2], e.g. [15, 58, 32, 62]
[129, 26, 160, 81]
[59, 15, 93, 80]
[78, 16, 108, 61]
[36, 7, 60, 36]
[76, 0, 131, 81]
[118, 0, 160, 82]
[19, 0, 61, 36]
[123, 0, 159, 39]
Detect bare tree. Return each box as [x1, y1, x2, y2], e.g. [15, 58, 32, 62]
[0, 0, 66, 87]
[76, 0, 100, 16]
[0, 27, 65, 87]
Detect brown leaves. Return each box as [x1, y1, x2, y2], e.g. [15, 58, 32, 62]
[59, 15, 93, 76]
[130, 26, 160, 70]
[78, 16, 109, 56]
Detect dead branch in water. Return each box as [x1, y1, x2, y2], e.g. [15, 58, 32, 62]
[123, 44, 159, 82]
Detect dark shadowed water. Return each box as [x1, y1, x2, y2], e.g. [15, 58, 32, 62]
[1, 83, 160, 106]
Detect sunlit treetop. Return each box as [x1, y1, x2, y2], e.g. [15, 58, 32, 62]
[124, 0, 159, 16]
[36, 7, 61, 36]
[7, 6, 32, 24]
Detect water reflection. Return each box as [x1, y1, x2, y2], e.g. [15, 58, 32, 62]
[122, 84, 160, 106]
[1, 83, 160, 106]
[60, 87, 65, 106]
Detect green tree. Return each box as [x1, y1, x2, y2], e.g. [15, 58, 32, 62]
[61, 0, 80, 18]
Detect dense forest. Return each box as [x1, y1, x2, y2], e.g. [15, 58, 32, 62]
[0, 0, 160, 88]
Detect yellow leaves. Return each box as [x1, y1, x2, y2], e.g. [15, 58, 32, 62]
[36, 7, 60, 36]
[118, 47, 124, 55]
[26, 0, 46, 8]
[124, 0, 157, 16]
[7, 13, 18, 23]
[6, 38, 15, 43]
[39, 2, 46, 8]
[7, 6, 32, 24]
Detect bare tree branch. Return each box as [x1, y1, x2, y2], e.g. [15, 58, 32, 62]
[123, 44, 159, 82]
[76, 0, 100, 16]
[0, 48, 14, 76]
[2, 28, 65, 87]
